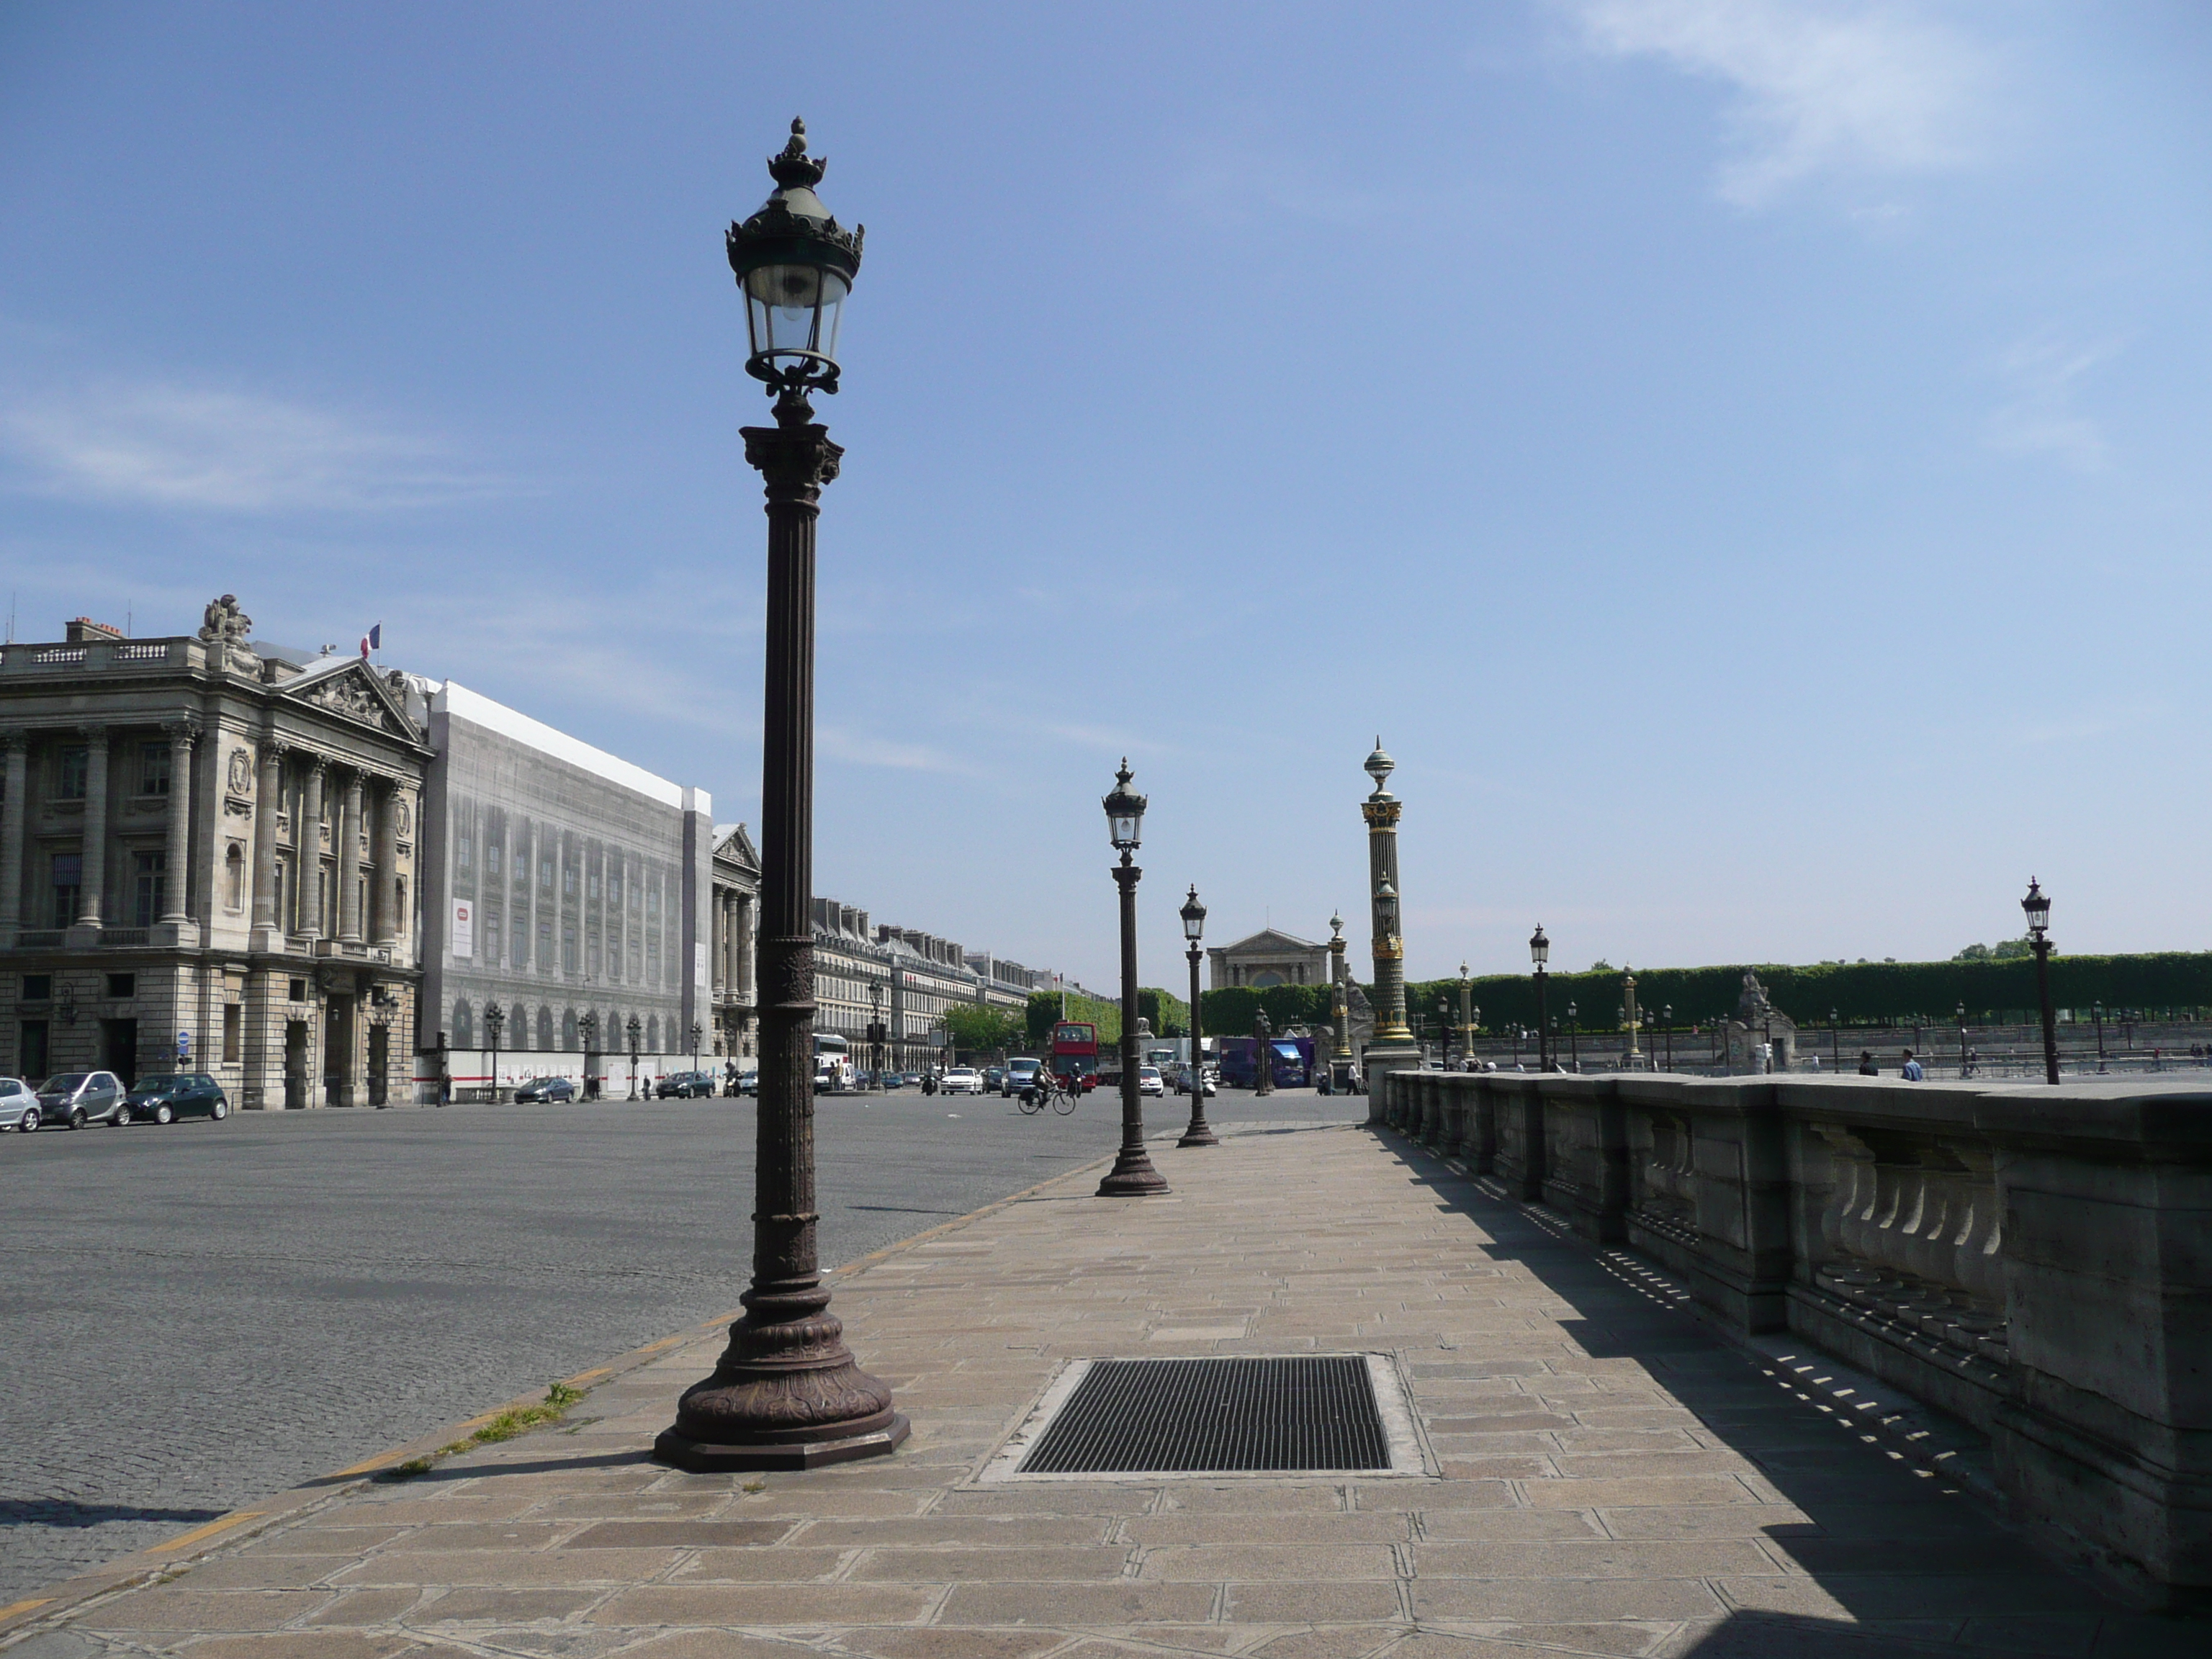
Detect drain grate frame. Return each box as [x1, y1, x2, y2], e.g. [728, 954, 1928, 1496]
[980, 1353, 1429, 1482]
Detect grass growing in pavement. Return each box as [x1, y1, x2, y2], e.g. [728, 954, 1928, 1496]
[382, 1382, 588, 1479]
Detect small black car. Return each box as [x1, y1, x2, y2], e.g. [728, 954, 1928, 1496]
[513, 1076, 577, 1103]
[655, 1069, 716, 1099]
[119, 1072, 230, 1125]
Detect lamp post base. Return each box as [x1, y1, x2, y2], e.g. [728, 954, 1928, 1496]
[655, 1413, 909, 1473]
[1177, 1110, 1218, 1148]
[1097, 1148, 1170, 1196]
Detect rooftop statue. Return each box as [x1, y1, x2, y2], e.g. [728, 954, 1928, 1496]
[198, 593, 252, 644]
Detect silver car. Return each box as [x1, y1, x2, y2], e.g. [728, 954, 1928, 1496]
[34, 1071, 127, 1130]
[0, 1076, 38, 1132]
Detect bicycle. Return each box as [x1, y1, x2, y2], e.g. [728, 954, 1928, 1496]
[1016, 1074, 1080, 1116]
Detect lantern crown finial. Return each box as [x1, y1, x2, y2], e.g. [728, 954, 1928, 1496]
[768, 117, 827, 191]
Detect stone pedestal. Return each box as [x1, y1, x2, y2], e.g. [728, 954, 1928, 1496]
[1361, 1038, 1424, 1124]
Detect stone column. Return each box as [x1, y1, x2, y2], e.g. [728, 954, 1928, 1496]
[371, 778, 400, 946]
[161, 720, 199, 925]
[251, 740, 285, 938]
[338, 771, 364, 942]
[1358, 738, 1421, 1112]
[297, 757, 325, 941]
[75, 725, 111, 931]
[0, 732, 27, 943]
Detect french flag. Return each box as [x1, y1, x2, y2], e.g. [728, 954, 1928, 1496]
[359, 622, 382, 658]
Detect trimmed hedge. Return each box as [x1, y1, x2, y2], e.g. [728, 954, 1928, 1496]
[1025, 987, 1194, 1049]
[1198, 984, 1335, 1036]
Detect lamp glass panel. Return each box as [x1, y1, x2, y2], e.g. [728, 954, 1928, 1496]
[744, 266, 848, 361]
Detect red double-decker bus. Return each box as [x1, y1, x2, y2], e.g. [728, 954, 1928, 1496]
[1050, 1021, 1100, 1091]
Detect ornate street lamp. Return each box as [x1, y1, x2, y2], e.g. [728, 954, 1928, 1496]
[659, 120, 906, 1474]
[2093, 999, 2107, 1073]
[1529, 925, 1550, 1070]
[868, 981, 884, 1088]
[1956, 1001, 1969, 1079]
[1097, 763, 1167, 1195]
[1456, 963, 1473, 1069]
[484, 1001, 505, 1104]
[1328, 911, 1353, 1084]
[1663, 1004, 1674, 1071]
[580, 1010, 598, 1100]
[1177, 885, 1215, 1147]
[626, 1013, 641, 1101]
[1566, 1000, 1578, 1073]
[1436, 997, 1452, 1067]
[2023, 878, 2059, 1085]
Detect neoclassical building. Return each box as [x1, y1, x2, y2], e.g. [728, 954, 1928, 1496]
[1208, 926, 1330, 991]
[709, 823, 760, 1061]
[0, 601, 429, 1107]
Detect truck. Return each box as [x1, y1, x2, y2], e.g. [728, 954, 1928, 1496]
[1215, 1034, 1315, 1089]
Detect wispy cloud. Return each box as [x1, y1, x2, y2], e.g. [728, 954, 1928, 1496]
[1560, 0, 1995, 206]
[818, 726, 976, 775]
[0, 378, 510, 511]
[1986, 332, 2119, 472]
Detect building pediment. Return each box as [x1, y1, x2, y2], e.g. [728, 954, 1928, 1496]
[1216, 927, 1321, 956]
[277, 660, 419, 741]
[714, 822, 760, 873]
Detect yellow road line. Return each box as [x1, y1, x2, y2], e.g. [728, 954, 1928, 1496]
[0, 1598, 55, 1622]
[153, 1512, 266, 1553]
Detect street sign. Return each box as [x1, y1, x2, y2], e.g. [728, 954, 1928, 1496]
[176, 1029, 192, 1059]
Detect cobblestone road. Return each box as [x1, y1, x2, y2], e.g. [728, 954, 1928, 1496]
[0, 1086, 1357, 1602]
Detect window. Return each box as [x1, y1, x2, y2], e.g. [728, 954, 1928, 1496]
[538, 919, 553, 972]
[511, 914, 528, 966]
[107, 973, 135, 999]
[133, 850, 167, 927]
[536, 1006, 554, 1049]
[482, 839, 496, 874]
[225, 844, 245, 911]
[58, 745, 89, 799]
[563, 924, 577, 974]
[458, 833, 474, 869]
[453, 999, 474, 1048]
[486, 908, 503, 965]
[394, 877, 408, 935]
[564, 861, 576, 898]
[140, 741, 172, 796]
[589, 866, 601, 900]
[222, 1003, 242, 1064]
[647, 881, 660, 917]
[588, 933, 600, 975]
[51, 853, 81, 927]
[541, 855, 554, 891]
[22, 974, 52, 1002]
[562, 1009, 577, 1051]
[289, 978, 307, 1002]
[609, 860, 623, 907]
[647, 1015, 660, 1052]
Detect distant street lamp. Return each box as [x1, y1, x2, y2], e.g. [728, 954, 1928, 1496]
[2093, 999, 2107, 1073]
[1457, 963, 1473, 1068]
[1178, 885, 1216, 1147]
[658, 120, 906, 1474]
[1437, 997, 1452, 1067]
[1829, 1007, 1840, 1073]
[1956, 1001, 1969, 1079]
[1566, 1001, 1579, 1073]
[2023, 878, 2059, 1085]
[484, 1001, 505, 1104]
[1530, 925, 1550, 1070]
[626, 1013, 641, 1100]
[868, 981, 883, 1087]
[580, 1010, 598, 1100]
[1663, 1004, 1674, 1071]
[1097, 763, 1167, 1196]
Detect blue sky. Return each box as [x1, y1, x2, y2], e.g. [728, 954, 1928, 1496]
[4, 1, 2208, 988]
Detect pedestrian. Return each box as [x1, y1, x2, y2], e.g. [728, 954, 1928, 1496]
[1857, 1050, 1878, 1076]
[1901, 1050, 1925, 1082]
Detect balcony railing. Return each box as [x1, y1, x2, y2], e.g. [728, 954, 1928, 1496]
[0, 637, 203, 675]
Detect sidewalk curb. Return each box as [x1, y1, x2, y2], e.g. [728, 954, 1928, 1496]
[0, 1143, 1129, 1650]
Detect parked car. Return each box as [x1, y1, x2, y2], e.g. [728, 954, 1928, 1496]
[119, 1072, 231, 1125]
[941, 1067, 984, 1095]
[734, 1069, 759, 1096]
[656, 1069, 716, 1099]
[35, 1071, 125, 1129]
[1, 1076, 38, 1131]
[1137, 1065, 1164, 1097]
[877, 1071, 904, 1090]
[1002, 1058, 1042, 1097]
[513, 1076, 576, 1103]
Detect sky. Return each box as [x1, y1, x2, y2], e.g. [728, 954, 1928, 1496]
[3, 1, 2208, 989]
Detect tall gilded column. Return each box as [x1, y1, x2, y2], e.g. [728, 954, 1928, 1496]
[1328, 911, 1353, 1078]
[297, 757, 325, 940]
[371, 779, 400, 945]
[1358, 739, 1422, 1112]
[251, 740, 285, 938]
[338, 771, 364, 941]
[0, 732, 27, 942]
[76, 725, 111, 930]
[161, 720, 199, 925]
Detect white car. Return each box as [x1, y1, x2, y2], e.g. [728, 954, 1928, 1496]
[940, 1067, 984, 1095]
[0, 1076, 37, 1131]
[1138, 1066, 1164, 1097]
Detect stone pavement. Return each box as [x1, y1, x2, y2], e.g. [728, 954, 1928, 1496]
[4, 1119, 2200, 1658]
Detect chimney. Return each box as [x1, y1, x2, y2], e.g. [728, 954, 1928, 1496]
[66, 616, 125, 643]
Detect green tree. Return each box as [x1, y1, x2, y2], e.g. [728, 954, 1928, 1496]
[944, 1003, 1024, 1059]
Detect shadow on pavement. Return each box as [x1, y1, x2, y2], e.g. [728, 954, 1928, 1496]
[0, 1501, 228, 1529]
[1367, 1127, 2208, 1658]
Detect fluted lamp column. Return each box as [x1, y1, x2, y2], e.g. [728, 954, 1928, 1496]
[659, 118, 906, 1472]
[1097, 761, 1168, 1197]
[1177, 884, 1215, 1147]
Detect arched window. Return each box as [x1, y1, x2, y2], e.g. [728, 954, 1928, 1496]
[453, 999, 474, 1049]
[647, 1015, 660, 1052]
[225, 843, 245, 911]
[536, 1006, 554, 1050]
[562, 1008, 577, 1051]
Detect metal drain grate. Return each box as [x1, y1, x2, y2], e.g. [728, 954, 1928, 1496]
[1017, 1356, 1391, 1474]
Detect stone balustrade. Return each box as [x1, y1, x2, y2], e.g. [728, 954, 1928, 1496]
[1377, 1067, 2212, 1606]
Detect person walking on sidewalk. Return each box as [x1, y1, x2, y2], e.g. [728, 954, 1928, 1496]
[1901, 1050, 1925, 1082]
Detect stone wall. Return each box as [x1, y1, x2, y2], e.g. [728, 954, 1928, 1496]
[1378, 1068, 2212, 1606]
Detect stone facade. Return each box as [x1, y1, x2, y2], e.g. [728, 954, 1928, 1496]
[416, 681, 715, 1094]
[1, 607, 428, 1107]
[1206, 926, 1328, 991]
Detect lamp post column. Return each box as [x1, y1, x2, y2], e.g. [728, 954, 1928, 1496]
[1098, 851, 1166, 1192]
[1178, 886, 1215, 1147]
[2023, 879, 2060, 1086]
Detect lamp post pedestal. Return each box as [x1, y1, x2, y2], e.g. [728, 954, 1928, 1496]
[1097, 854, 1168, 1195]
